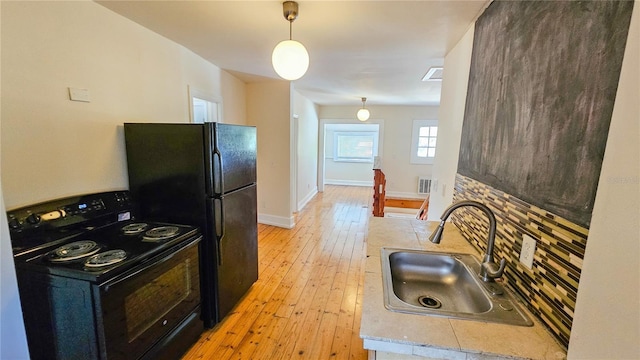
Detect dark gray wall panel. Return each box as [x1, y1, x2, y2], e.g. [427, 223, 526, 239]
[458, 0, 634, 228]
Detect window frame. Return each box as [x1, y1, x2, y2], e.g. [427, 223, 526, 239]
[410, 119, 438, 165]
[332, 131, 378, 163]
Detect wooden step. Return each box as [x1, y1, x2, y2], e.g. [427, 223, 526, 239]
[384, 197, 424, 209]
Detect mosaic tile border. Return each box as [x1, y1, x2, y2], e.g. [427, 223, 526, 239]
[451, 174, 589, 348]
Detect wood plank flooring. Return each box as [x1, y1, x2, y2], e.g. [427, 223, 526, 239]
[182, 185, 373, 360]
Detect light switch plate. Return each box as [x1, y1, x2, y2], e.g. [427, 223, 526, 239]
[520, 234, 537, 269]
[373, 156, 381, 169]
[68, 87, 91, 102]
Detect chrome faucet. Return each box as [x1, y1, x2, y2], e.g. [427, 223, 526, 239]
[429, 200, 506, 282]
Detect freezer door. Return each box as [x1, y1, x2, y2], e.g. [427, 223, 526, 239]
[124, 123, 208, 226]
[209, 184, 258, 321]
[209, 123, 257, 196]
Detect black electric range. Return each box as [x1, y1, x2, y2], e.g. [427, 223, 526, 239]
[16, 219, 199, 283]
[7, 191, 204, 360]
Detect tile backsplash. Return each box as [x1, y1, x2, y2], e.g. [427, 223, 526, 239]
[451, 174, 588, 348]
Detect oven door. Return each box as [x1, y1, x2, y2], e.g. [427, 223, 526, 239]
[99, 236, 201, 360]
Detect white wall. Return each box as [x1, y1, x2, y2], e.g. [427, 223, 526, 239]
[293, 90, 319, 211]
[0, 3, 30, 358]
[241, 83, 318, 227]
[325, 160, 373, 186]
[318, 105, 438, 198]
[0, 2, 247, 356]
[221, 70, 248, 124]
[568, 2, 639, 358]
[246, 81, 294, 228]
[1, 1, 246, 209]
[428, 25, 475, 220]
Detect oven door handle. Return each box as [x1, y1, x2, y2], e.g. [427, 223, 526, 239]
[214, 197, 224, 266]
[102, 236, 202, 292]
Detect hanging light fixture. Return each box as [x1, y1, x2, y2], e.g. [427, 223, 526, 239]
[272, 1, 309, 81]
[357, 97, 370, 121]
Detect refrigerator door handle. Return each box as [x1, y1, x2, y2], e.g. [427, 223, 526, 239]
[214, 197, 225, 266]
[213, 149, 224, 196]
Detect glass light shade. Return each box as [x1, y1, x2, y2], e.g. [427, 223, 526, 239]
[272, 40, 309, 81]
[357, 108, 370, 121]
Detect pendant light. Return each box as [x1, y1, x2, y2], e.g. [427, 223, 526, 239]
[357, 97, 370, 122]
[272, 1, 309, 81]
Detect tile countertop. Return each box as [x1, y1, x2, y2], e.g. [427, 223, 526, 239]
[360, 217, 567, 360]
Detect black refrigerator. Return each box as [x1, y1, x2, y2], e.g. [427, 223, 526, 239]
[124, 122, 258, 328]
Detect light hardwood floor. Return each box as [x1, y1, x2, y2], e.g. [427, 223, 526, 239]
[182, 185, 373, 360]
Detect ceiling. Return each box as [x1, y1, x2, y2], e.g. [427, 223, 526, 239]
[96, 1, 490, 106]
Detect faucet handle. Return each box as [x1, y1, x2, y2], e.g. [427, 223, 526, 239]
[481, 258, 506, 281]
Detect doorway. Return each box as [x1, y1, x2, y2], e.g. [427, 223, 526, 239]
[188, 85, 222, 123]
[318, 120, 384, 192]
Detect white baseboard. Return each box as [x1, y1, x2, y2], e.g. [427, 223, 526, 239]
[325, 179, 373, 187]
[297, 187, 318, 212]
[258, 213, 295, 229]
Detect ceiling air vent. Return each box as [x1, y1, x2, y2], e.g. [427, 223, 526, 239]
[422, 67, 443, 82]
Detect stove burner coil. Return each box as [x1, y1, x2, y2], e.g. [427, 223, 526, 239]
[121, 223, 149, 235]
[47, 240, 101, 262]
[143, 226, 180, 242]
[84, 250, 127, 268]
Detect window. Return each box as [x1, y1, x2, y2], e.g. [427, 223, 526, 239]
[333, 131, 378, 163]
[411, 120, 438, 164]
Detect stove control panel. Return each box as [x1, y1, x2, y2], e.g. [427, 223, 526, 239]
[63, 198, 105, 217]
[7, 191, 134, 234]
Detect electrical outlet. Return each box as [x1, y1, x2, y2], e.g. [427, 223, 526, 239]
[519, 234, 537, 269]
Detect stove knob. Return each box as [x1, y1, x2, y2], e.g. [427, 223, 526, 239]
[8, 218, 21, 230]
[26, 213, 41, 225]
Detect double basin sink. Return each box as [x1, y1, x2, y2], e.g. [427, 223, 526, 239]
[381, 247, 533, 327]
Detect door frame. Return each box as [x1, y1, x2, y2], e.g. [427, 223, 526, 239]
[188, 85, 223, 123]
[318, 119, 384, 192]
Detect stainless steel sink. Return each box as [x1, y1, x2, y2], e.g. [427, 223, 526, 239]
[381, 248, 533, 326]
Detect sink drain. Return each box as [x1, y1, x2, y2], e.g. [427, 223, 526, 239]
[417, 295, 442, 309]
